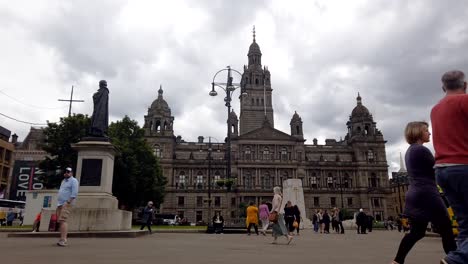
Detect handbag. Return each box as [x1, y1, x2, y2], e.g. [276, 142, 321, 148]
[269, 211, 278, 223]
[293, 220, 299, 228]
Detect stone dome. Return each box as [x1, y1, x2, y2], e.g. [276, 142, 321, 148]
[150, 86, 171, 113]
[248, 41, 262, 56]
[351, 93, 370, 117]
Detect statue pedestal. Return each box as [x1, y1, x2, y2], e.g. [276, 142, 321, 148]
[282, 179, 313, 229]
[64, 140, 132, 231]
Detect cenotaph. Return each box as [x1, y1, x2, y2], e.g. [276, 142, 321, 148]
[281, 179, 312, 229]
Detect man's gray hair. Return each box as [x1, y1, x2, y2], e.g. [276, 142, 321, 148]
[442, 70, 465, 90]
[273, 186, 282, 195]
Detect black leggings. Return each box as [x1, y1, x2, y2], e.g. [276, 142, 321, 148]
[247, 223, 258, 234]
[140, 221, 152, 233]
[394, 218, 456, 264]
[285, 216, 295, 232]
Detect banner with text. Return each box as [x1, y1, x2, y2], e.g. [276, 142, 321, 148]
[9, 161, 44, 201]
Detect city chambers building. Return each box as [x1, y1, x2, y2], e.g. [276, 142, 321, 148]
[144, 35, 393, 224]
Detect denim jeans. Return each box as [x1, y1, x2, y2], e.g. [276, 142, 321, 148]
[436, 165, 468, 264]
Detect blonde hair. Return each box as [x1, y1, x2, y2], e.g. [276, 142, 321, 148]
[404, 121, 429, 144]
[273, 186, 282, 195]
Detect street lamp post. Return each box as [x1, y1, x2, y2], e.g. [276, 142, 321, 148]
[339, 174, 344, 208]
[396, 176, 403, 214]
[209, 66, 246, 185]
[207, 136, 212, 227]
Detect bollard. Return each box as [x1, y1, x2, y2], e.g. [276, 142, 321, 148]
[48, 213, 57, 232]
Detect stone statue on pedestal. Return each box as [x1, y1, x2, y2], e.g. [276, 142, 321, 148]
[90, 80, 109, 138]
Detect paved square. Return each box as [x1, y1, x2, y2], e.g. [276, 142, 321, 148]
[1, 230, 445, 263]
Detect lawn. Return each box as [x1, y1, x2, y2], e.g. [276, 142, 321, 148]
[132, 225, 206, 230]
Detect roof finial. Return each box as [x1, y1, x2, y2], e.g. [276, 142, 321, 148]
[253, 25, 256, 42]
[158, 84, 163, 97]
[357, 92, 362, 105]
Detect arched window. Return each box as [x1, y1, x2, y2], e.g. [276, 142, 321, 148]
[367, 149, 375, 162]
[262, 172, 271, 189]
[214, 171, 221, 188]
[310, 174, 318, 189]
[149, 121, 153, 131]
[296, 125, 300, 135]
[261, 98, 264, 107]
[364, 125, 370, 135]
[281, 147, 288, 161]
[263, 147, 270, 160]
[244, 171, 253, 189]
[369, 173, 378, 188]
[154, 144, 162, 158]
[327, 173, 334, 188]
[178, 171, 186, 189]
[244, 147, 251, 160]
[155, 120, 161, 132]
[196, 171, 204, 189]
[344, 173, 351, 188]
[255, 78, 259, 85]
[251, 98, 255, 105]
[256, 98, 260, 105]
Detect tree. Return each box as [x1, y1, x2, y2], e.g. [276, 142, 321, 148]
[108, 116, 167, 209]
[39, 114, 90, 188]
[39, 114, 166, 210]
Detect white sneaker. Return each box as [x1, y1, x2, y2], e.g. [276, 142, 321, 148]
[57, 240, 67, 247]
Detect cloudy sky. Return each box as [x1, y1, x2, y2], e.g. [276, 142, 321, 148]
[1, 0, 468, 176]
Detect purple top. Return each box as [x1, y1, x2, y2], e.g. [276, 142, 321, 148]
[259, 204, 270, 219]
[403, 144, 448, 222]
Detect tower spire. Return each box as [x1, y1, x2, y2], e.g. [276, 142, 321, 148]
[398, 152, 406, 172]
[252, 25, 256, 42]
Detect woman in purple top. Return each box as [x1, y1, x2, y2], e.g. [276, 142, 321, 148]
[392, 122, 456, 264]
[259, 201, 270, 236]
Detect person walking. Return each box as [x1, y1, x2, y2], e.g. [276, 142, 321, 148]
[283, 201, 295, 235]
[356, 209, 367, 234]
[140, 201, 154, 234]
[336, 207, 345, 234]
[56, 167, 79, 247]
[270, 186, 293, 244]
[312, 210, 319, 233]
[318, 209, 324, 233]
[246, 201, 259, 235]
[431, 70, 468, 264]
[293, 204, 301, 235]
[322, 210, 331, 234]
[392, 121, 456, 264]
[259, 201, 270, 236]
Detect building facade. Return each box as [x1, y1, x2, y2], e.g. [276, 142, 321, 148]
[9, 127, 48, 201]
[0, 126, 16, 199]
[144, 36, 393, 224]
[390, 153, 409, 217]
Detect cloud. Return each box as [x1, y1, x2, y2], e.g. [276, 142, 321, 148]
[1, 0, 468, 178]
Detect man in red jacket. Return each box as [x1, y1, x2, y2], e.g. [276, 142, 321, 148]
[431, 70, 468, 264]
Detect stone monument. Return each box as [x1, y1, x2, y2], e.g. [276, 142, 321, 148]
[64, 80, 131, 231]
[281, 179, 312, 229]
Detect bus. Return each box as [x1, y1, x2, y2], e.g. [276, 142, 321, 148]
[0, 199, 26, 225]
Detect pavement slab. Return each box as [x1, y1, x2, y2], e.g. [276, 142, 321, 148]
[0, 230, 446, 264]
